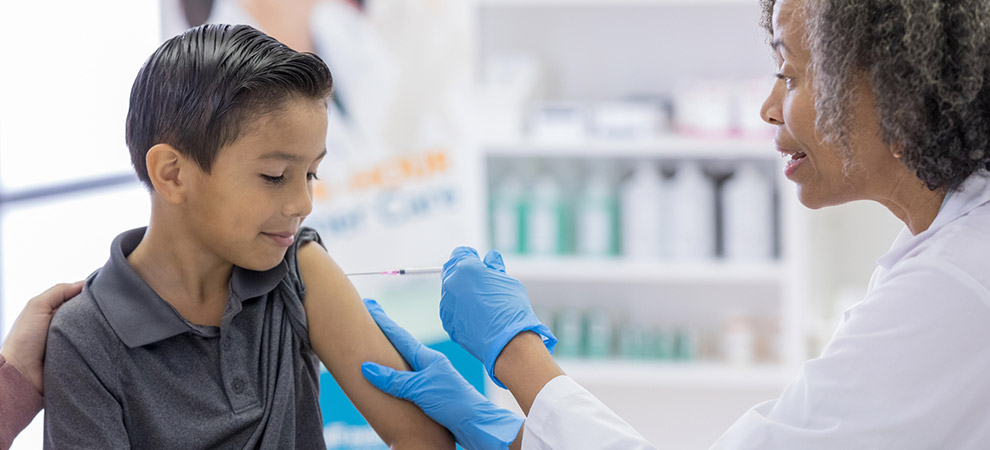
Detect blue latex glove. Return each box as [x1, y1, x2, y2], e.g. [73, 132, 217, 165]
[360, 299, 524, 450]
[440, 247, 556, 388]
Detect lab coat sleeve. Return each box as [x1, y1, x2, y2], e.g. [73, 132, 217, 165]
[521, 375, 657, 450]
[712, 259, 990, 450]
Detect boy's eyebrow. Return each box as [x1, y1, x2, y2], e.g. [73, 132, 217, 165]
[259, 149, 328, 163]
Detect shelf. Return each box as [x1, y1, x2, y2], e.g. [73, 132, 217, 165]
[479, 0, 756, 7]
[482, 135, 776, 159]
[503, 257, 783, 285]
[557, 359, 793, 389]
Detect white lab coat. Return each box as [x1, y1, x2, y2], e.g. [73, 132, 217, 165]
[522, 170, 990, 449]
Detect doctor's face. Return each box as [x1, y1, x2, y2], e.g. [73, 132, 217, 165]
[760, 0, 899, 209]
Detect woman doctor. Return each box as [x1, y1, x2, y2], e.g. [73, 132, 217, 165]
[360, 0, 990, 448]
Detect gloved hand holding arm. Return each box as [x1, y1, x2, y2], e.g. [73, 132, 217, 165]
[360, 299, 524, 450]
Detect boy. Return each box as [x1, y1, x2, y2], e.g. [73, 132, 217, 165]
[43, 24, 453, 449]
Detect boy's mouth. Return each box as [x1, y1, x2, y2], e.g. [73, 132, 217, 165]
[262, 232, 296, 247]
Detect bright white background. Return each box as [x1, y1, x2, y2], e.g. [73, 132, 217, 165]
[0, 1, 161, 448]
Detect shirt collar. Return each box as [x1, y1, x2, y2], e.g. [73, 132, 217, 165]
[91, 227, 287, 348]
[877, 170, 990, 269]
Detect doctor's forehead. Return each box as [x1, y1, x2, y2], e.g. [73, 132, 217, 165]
[770, 0, 809, 58]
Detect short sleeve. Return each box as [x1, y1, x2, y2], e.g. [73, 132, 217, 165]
[278, 227, 326, 348]
[285, 227, 326, 301]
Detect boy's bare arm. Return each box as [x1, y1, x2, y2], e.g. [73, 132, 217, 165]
[298, 242, 455, 449]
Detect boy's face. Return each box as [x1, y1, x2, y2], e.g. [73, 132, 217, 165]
[183, 98, 328, 271]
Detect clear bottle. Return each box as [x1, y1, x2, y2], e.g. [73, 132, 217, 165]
[722, 162, 775, 261]
[620, 161, 665, 260]
[576, 161, 619, 257]
[582, 308, 613, 359]
[668, 161, 716, 260]
[490, 168, 526, 254]
[554, 307, 584, 358]
[526, 168, 566, 255]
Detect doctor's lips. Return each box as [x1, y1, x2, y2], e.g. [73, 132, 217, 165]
[777, 145, 808, 178]
[263, 231, 297, 247]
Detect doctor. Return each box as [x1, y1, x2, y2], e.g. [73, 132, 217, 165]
[361, 0, 990, 448]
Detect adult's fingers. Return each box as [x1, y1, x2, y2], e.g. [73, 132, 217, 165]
[30, 281, 84, 311]
[361, 362, 415, 400]
[483, 249, 506, 273]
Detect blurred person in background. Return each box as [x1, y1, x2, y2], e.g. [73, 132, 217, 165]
[357, 0, 990, 448]
[0, 283, 81, 450]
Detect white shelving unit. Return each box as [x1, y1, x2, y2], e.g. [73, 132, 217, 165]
[479, 0, 757, 7]
[484, 135, 775, 159]
[471, 0, 808, 448]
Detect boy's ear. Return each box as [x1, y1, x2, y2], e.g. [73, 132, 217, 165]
[146, 144, 190, 204]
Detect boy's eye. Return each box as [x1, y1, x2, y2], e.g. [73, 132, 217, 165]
[307, 172, 319, 182]
[262, 174, 287, 185]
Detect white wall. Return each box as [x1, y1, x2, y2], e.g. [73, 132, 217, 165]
[0, 2, 161, 448]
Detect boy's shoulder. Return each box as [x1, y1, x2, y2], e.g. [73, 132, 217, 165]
[49, 273, 122, 354]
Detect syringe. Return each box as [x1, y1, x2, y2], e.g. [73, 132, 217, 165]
[345, 266, 443, 276]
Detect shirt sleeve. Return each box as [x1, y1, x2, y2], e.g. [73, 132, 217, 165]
[0, 354, 43, 450]
[43, 310, 129, 449]
[282, 227, 327, 348]
[712, 259, 990, 450]
[522, 375, 656, 450]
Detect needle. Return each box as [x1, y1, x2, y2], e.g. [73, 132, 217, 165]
[345, 266, 443, 276]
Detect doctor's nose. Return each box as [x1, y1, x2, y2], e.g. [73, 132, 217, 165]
[761, 81, 784, 126]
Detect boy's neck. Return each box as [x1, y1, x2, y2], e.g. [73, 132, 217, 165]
[127, 219, 233, 327]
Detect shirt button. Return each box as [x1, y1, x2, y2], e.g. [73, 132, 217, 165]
[232, 378, 245, 394]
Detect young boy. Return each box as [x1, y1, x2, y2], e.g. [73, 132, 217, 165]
[42, 24, 453, 449]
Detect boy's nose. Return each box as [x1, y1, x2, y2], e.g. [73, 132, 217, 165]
[284, 181, 314, 218]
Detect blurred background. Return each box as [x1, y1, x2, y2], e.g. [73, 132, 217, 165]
[0, 0, 901, 448]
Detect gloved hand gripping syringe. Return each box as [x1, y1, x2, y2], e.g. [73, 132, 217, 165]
[345, 266, 443, 277]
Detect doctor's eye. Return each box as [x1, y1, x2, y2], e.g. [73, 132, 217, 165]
[775, 73, 795, 90]
[307, 172, 319, 181]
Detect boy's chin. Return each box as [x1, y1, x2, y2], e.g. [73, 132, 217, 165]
[234, 251, 289, 272]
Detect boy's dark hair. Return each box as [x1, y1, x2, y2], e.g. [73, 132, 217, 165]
[126, 24, 333, 189]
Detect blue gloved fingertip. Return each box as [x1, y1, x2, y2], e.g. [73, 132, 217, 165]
[361, 361, 385, 378]
[449, 246, 480, 260]
[483, 249, 507, 272]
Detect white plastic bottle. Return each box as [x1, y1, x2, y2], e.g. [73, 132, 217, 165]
[620, 161, 665, 259]
[721, 312, 756, 366]
[668, 161, 716, 260]
[490, 169, 526, 254]
[576, 161, 618, 257]
[526, 169, 564, 255]
[722, 163, 775, 261]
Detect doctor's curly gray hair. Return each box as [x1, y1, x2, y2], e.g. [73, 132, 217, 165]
[760, 0, 990, 191]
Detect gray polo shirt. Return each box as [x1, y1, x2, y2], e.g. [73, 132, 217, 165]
[44, 227, 327, 449]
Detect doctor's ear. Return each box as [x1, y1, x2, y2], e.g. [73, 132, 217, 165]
[146, 144, 192, 204]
